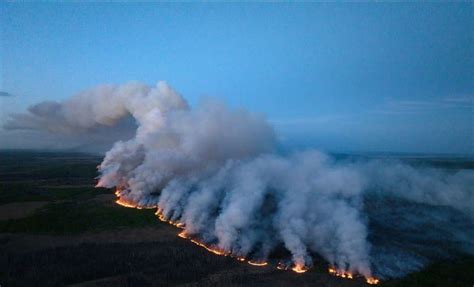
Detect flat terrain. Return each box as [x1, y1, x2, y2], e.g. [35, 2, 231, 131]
[0, 151, 472, 287]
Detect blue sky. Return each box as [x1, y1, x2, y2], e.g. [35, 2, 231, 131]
[0, 2, 472, 154]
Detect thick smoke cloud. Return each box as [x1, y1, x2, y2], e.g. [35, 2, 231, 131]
[2, 82, 186, 152]
[4, 82, 187, 133]
[5, 81, 473, 280]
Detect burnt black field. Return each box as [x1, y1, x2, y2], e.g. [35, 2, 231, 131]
[0, 150, 473, 287]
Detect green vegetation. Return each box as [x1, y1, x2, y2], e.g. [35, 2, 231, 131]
[0, 183, 110, 204]
[0, 151, 158, 234]
[0, 151, 100, 181]
[0, 150, 103, 204]
[0, 201, 158, 234]
[0, 181, 48, 203]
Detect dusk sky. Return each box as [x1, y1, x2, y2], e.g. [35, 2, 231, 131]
[0, 2, 472, 154]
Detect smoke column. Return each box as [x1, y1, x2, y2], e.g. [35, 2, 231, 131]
[6, 81, 474, 280]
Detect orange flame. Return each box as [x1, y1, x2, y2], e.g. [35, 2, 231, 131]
[155, 209, 185, 228]
[329, 267, 379, 284]
[114, 195, 379, 284]
[366, 277, 380, 285]
[328, 267, 353, 279]
[178, 231, 189, 239]
[291, 263, 308, 273]
[247, 260, 268, 266]
[187, 238, 230, 256]
[115, 198, 138, 208]
[114, 192, 156, 209]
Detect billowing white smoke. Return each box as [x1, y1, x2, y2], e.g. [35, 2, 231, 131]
[5, 81, 473, 279]
[2, 82, 189, 152]
[4, 82, 187, 134]
[72, 81, 374, 277]
[152, 151, 373, 276]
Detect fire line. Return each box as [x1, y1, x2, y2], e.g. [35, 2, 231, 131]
[114, 193, 379, 285]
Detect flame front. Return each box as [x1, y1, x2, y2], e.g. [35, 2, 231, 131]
[114, 194, 380, 284]
[329, 266, 379, 285]
[328, 267, 353, 279]
[291, 263, 308, 273]
[115, 197, 138, 208]
[247, 260, 268, 266]
[366, 277, 380, 285]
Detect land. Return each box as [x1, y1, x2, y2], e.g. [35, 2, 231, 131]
[0, 151, 473, 287]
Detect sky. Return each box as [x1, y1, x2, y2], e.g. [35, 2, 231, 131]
[0, 2, 472, 155]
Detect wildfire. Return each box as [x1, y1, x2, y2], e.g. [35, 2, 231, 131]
[187, 238, 230, 256]
[115, 198, 138, 208]
[247, 260, 268, 266]
[329, 267, 379, 285]
[291, 264, 308, 273]
[328, 267, 353, 279]
[178, 231, 188, 239]
[114, 195, 380, 285]
[114, 190, 156, 210]
[366, 277, 380, 285]
[176, 228, 269, 266]
[340, 271, 353, 279]
[155, 209, 185, 228]
[276, 262, 287, 270]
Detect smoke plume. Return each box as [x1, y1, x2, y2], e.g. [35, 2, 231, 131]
[5, 81, 473, 280]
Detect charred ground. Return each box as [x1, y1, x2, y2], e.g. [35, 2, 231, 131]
[0, 151, 472, 287]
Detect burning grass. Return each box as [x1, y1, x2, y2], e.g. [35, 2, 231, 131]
[291, 264, 309, 273]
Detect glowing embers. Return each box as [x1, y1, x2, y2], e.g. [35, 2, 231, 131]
[328, 267, 379, 285]
[115, 197, 138, 208]
[155, 208, 186, 229]
[328, 267, 353, 279]
[114, 190, 156, 210]
[115, 198, 155, 209]
[188, 237, 230, 256]
[366, 277, 380, 285]
[114, 194, 379, 284]
[275, 260, 308, 273]
[275, 260, 309, 274]
[291, 263, 309, 273]
[178, 231, 188, 239]
[114, 188, 137, 208]
[176, 231, 269, 266]
[247, 260, 268, 267]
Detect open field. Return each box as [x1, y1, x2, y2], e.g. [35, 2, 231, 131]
[0, 151, 473, 286]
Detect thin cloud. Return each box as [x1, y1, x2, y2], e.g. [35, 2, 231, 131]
[0, 91, 15, 97]
[269, 115, 349, 126]
[372, 95, 473, 115]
